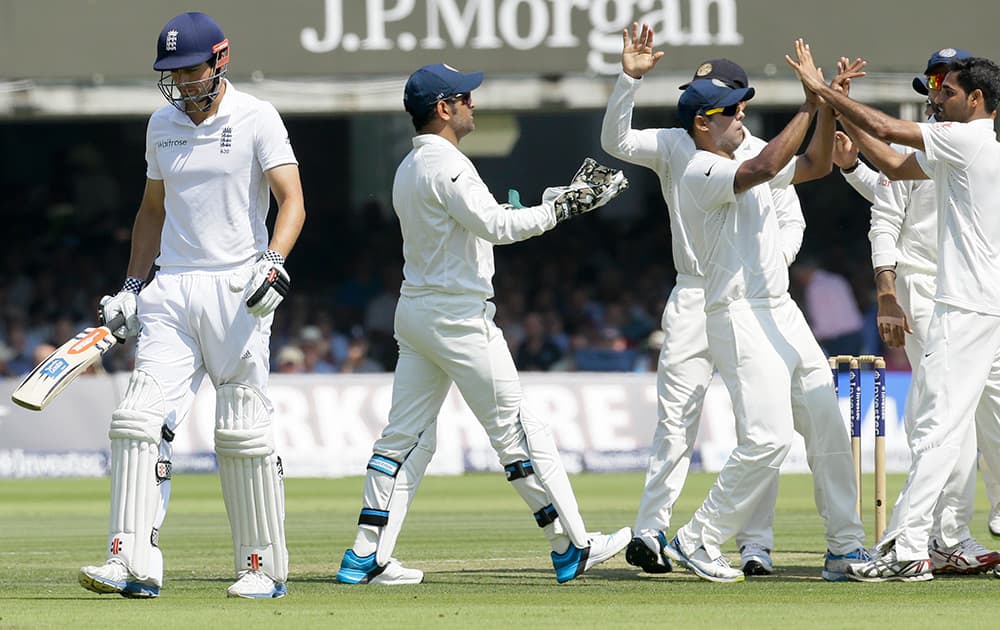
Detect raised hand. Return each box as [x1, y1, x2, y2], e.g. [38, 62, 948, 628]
[832, 56, 867, 96]
[621, 22, 665, 80]
[785, 38, 826, 97]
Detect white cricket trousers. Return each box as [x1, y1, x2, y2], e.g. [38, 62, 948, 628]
[677, 296, 864, 560]
[634, 275, 778, 551]
[373, 294, 533, 468]
[895, 270, 992, 545]
[135, 267, 274, 427]
[883, 302, 1000, 560]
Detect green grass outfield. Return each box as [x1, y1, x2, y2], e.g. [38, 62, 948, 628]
[1, 472, 997, 629]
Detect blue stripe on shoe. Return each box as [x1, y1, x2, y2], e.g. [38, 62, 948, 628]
[337, 549, 378, 584]
[551, 545, 589, 583]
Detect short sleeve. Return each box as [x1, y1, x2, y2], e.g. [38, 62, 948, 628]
[255, 102, 298, 171]
[683, 152, 739, 211]
[144, 116, 162, 181]
[919, 121, 976, 169]
[770, 156, 797, 190]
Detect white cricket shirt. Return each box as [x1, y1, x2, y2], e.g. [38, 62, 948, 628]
[868, 144, 937, 275]
[392, 133, 557, 300]
[145, 80, 297, 270]
[600, 72, 804, 275]
[679, 151, 797, 311]
[917, 119, 1000, 315]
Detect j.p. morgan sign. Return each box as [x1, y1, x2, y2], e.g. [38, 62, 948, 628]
[300, 0, 743, 74]
[4, 0, 997, 80]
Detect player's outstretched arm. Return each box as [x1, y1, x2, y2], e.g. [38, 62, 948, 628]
[786, 39, 923, 151]
[840, 119, 928, 181]
[621, 22, 664, 80]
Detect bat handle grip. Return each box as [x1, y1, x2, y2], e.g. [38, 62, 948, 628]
[101, 312, 129, 342]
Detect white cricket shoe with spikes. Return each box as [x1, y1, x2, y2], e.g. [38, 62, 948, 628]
[227, 571, 287, 599]
[929, 537, 1000, 574]
[79, 559, 160, 598]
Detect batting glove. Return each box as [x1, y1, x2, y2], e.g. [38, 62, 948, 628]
[237, 249, 290, 317]
[99, 276, 143, 339]
[545, 157, 629, 223]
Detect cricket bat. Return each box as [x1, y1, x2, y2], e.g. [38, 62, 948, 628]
[11, 314, 125, 411]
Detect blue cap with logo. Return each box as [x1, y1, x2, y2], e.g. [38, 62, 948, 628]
[679, 59, 749, 90]
[403, 64, 484, 116]
[912, 47, 972, 95]
[677, 79, 755, 130]
[154, 12, 228, 71]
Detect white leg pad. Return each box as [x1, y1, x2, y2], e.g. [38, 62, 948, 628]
[107, 369, 165, 586]
[215, 384, 288, 583]
[518, 408, 589, 547]
[370, 432, 436, 567]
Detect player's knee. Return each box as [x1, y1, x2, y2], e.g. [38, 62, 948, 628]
[110, 369, 165, 443]
[214, 383, 274, 457]
[738, 438, 793, 466]
[373, 426, 431, 459]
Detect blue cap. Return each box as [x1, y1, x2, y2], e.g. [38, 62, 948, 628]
[912, 47, 972, 94]
[154, 12, 228, 71]
[677, 79, 755, 130]
[679, 59, 749, 90]
[403, 64, 484, 116]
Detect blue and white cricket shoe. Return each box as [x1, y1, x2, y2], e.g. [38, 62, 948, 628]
[226, 570, 287, 598]
[822, 547, 872, 582]
[551, 527, 631, 583]
[336, 549, 423, 585]
[79, 559, 160, 599]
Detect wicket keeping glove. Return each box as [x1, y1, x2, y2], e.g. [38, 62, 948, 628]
[232, 249, 290, 317]
[544, 157, 629, 223]
[99, 276, 144, 339]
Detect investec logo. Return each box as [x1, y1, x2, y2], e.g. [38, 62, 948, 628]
[301, 0, 744, 74]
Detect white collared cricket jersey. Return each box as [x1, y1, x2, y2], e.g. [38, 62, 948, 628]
[145, 80, 297, 271]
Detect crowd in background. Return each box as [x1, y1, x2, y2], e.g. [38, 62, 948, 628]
[0, 137, 907, 379]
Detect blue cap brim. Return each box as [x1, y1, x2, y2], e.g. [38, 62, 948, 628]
[154, 52, 214, 71]
[454, 71, 484, 95]
[718, 86, 755, 107]
[912, 77, 929, 95]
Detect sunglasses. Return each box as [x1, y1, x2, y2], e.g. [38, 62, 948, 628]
[702, 103, 739, 118]
[442, 93, 473, 107]
[926, 72, 946, 91]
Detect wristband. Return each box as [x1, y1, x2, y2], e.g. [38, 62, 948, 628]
[874, 267, 896, 280]
[122, 276, 144, 294]
[262, 249, 286, 266]
[841, 161, 860, 174]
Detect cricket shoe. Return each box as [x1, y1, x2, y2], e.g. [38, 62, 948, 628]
[929, 537, 1000, 574]
[989, 502, 1000, 538]
[845, 547, 932, 582]
[662, 535, 744, 583]
[739, 543, 773, 576]
[625, 530, 673, 574]
[336, 550, 423, 585]
[227, 571, 287, 599]
[822, 547, 871, 582]
[79, 559, 160, 598]
[551, 527, 631, 583]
